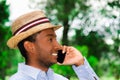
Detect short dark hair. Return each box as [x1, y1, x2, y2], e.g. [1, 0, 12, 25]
[17, 32, 40, 62]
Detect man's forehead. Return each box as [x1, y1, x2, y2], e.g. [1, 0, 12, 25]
[40, 28, 56, 37]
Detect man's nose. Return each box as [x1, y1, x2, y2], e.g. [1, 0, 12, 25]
[53, 41, 62, 50]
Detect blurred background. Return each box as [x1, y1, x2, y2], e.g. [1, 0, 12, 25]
[0, 0, 120, 80]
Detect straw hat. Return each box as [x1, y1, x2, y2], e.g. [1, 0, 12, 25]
[7, 10, 61, 49]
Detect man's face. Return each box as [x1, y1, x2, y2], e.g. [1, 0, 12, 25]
[32, 28, 61, 68]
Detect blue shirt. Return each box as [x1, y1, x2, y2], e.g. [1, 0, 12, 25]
[10, 58, 99, 80]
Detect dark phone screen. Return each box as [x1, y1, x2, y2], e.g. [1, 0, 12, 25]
[57, 50, 66, 63]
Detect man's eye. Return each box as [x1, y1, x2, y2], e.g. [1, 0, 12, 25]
[49, 38, 53, 42]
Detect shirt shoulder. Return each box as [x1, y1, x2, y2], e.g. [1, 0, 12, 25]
[9, 72, 34, 80]
[54, 73, 68, 80]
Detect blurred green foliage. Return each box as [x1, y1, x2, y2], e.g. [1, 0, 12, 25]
[0, 0, 23, 80]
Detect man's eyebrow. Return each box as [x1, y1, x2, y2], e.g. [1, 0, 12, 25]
[46, 34, 57, 37]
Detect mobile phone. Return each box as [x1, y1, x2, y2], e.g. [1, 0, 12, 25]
[57, 50, 66, 63]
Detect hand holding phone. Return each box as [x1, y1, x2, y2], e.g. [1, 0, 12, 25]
[57, 50, 66, 63]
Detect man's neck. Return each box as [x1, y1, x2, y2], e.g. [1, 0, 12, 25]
[26, 61, 49, 72]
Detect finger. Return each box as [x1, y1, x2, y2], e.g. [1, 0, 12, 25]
[66, 46, 73, 54]
[57, 62, 63, 65]
[66, 47, 70, 54]
[62, 45, 67, 53]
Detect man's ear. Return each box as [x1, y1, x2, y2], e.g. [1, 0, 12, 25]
[24, 41, 35, 54]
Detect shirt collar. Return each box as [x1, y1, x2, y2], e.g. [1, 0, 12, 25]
[18, 62, 54, 80]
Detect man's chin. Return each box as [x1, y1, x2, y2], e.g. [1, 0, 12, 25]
[51, 60, 58, 65]
[53, 60, 58, 64]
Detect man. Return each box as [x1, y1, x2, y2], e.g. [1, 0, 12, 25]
[7, 10, 99, 80]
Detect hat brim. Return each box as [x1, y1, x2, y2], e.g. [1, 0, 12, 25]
[7, 23, 61, 49]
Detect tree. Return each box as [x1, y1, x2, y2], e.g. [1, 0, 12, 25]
[0, 0, 21, 80]
[0, 0, 10, 79]
[45, 0, 89, 45]
[73, 29, 110, 59]
[107, 0, 120, 79]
